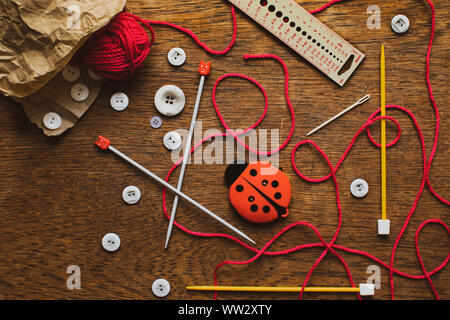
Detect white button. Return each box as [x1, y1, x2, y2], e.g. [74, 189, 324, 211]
[163, 131, 182, 150]
[154, 85, 185, 117]
[62, 65, 80, 82]
[43, 112, 62, 130]
[350, 179, 369, 198]
[150, 116, 163, 129]
[391, 15, 410, 34]
[88, 68, 103, 80]
[110, 92, 129, 111]
[122, 186, 141, 205]
[102, 233, 121, 252]
[71, 83, 89, 102]
[167, 48, 187, 66]
[152, 279, 170, 298]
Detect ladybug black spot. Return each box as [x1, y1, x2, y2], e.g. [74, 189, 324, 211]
[262, 180, 268, 186]
[263, 206, 270, 213]
[251, 204, 258, 212]
[271, 180, 279, 188]
[236, 185, 244, 192]
[248, 196, 255, 202]
[250, 169, 257, 177]
[275, 192, 282, 200]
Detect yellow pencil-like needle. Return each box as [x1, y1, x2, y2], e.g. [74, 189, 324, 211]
[381, 45, 387, 221]
[186, 286, 360, 293]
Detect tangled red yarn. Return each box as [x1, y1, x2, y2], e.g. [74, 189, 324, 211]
[82, 1, 448, 299]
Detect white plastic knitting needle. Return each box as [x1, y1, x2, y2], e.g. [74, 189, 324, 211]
[165, 62, 210, 249]
[95, 136, 255, 245]
[306, 95, 371, 136]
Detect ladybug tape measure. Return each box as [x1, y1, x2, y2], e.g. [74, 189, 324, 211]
[228, 0, 365, 86]
[225, 162, 291, 224]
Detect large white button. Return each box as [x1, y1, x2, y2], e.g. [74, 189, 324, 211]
[110, 92, 129, 111]
[102, 233, 121, 252]
[122, 186, 141, 205]
[71, 83, 89, 102]
[350, 179, 369, 198]
[43, 112, 62, 130]
[150, 116, 163, 129]
[163, 131, 182, 150]
[391, 15, 410, 34]
[88, 68, 103, 80]
[154, 85, 185, 117]
[152, 279, 170, 298]
[167, 47, 187, 66]
[62, 65, 80, 82]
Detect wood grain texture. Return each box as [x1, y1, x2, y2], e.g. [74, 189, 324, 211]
[0, 0, 448, 300]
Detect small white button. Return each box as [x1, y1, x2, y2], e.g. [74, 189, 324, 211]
[154, 85, 185, 117]
[167, 48, 187, 66]
[71, 83, 89, 102]
[102, 233, 121, 252]
[152, 279, 170, 298]
[150, 116, 163, 129]
[350, 179, 369, 198]
[122, 186, 141, 205]
[62, 65, 80, 82]
[43, 112, 62, 130]
[391, 15, 410, 34]
[110, 92, 129, 111]
[88, 68, 103, 80]
[163, 131, 182, 150]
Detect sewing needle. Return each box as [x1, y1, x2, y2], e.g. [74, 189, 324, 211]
[306, 95, 371, 136]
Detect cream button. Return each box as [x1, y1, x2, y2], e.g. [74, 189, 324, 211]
[71, 83, 89, 102]
[62, 65, 80, 82]
[43, 112, 62, 130]
[102, 233, 121, 252]
[154, 85, 185, 117]
[167, 48, 187, 66]
[110, 92, 129, 111]
[122, 186, 141, 205]
[163, 131, 182, 150]
[152, 279, 170, 298]
[391, 15, 410, 34]
[350, 179, 369, 198]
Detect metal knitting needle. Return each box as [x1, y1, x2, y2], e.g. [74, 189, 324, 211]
[165, 61, 211, 249]
[95, 137, 255, 245]
[306, 95, 371, 136]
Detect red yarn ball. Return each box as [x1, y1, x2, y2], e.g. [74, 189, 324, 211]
[78, 12, 155, 80]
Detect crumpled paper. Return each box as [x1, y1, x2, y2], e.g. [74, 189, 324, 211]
[0, 0, 127, 135]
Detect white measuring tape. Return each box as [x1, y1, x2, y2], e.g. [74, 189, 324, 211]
[228, 0, 365, 86]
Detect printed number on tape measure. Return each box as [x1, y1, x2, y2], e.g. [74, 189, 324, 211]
[228, 0, 365, 86]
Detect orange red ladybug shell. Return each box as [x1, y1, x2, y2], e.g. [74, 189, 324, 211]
[225, 162, 291, 224]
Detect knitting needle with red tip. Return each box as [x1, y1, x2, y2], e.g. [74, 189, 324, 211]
[95, 135, 256, 245]
[165, 61, 211, 249]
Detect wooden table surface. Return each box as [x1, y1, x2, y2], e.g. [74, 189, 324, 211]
[0, 0, 448, 300]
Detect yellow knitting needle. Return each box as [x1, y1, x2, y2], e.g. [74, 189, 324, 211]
[378, 45, 390, 235]
[187, 286, 359, 293]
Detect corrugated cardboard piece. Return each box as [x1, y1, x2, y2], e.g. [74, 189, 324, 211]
[0, 0, 127, 135]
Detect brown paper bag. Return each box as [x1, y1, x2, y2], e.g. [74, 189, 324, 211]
[0, 0, 127, 135]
